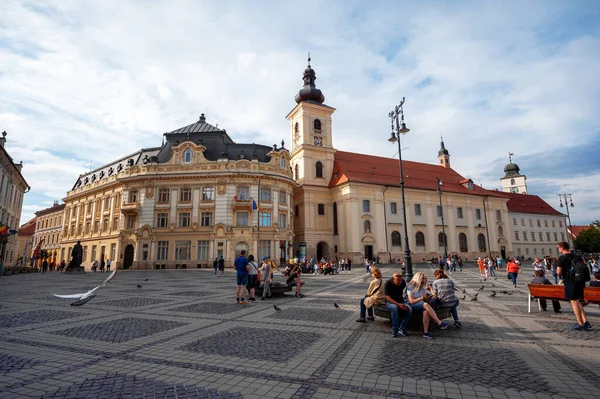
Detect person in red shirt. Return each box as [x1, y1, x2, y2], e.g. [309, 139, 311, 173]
[506, 257, 521, 287]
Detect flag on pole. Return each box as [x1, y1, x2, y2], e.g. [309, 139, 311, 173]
[252, 200, 263, 213]
[31, 239, 44, 265]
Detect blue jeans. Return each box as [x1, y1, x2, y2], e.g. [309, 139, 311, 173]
[508, 272, 518, 286]
[449, 299, 460, 321]
[386, 302, 412, 332]
[359, 298, 373, 319]
[553, 273, 558, 285]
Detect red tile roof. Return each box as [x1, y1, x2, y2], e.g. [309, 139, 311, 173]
[329, 151, 506, 197]
[18, 217, 36, 236]
[568, 225, 588, 239]
[500, 191, 563, 216]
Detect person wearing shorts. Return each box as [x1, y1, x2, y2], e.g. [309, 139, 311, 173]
[557, 241, 590, 331]
[234, 250, 249, 304]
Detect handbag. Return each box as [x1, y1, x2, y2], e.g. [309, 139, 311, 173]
[365, 279, 382, 298]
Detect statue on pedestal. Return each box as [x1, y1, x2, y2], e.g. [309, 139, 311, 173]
[65, 240, 85, 272]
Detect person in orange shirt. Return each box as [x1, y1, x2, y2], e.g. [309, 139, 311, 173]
[477, 257, 485, 276]
[506, 257, 522, 287]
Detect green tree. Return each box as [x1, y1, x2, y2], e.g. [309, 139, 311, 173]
[574, 227, 600, 253]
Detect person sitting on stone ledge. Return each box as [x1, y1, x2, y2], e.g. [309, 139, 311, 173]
[356, 267, 385, 322]
[385, 272, 412, 337]
[286, 265, 305, 297]
[407, 272, 449, 339]
[431, 269, 462, 328]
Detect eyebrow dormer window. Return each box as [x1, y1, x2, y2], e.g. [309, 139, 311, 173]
[314, 119, 321, 131]
[183, 149, 193, 164]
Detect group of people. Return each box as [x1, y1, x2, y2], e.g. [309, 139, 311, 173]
[357, 267, 460, 339]
[91, 258, 111, 272]
[233, 251, 304, 304]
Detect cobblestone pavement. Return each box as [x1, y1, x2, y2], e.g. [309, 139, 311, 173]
[0, 263, 598, 398]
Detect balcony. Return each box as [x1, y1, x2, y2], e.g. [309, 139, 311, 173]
[121, 201, 141, 214]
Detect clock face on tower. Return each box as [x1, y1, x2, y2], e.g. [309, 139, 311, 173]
[313, 136, 323, 146]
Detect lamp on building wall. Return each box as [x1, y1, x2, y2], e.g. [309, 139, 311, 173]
[388, 97, 413, 281]
[436, 177, 448, 268]
[558, 193, 575, 250]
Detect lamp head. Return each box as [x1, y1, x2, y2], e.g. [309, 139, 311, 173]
[399, 123, 410, 134]
[570, 202, 574, 207]
[559, 202, 564, 208]
[388, 132, 398, 143]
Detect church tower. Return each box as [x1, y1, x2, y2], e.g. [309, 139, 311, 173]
[286, 56, 336, 187]
[437, 136, 451, 168]
[501, 153, 527, 194]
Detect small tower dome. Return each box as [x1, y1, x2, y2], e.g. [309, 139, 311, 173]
[294, 55, 325, 104]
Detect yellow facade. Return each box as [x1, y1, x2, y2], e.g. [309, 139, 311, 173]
[32, 203, 65, 266]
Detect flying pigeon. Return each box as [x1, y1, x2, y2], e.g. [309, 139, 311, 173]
[145, 278, 149, 281]
[53, 270, 117, 306]
[334, 303, 340, 309]
[489, 291, 496, 297]
[274, 305, 282, 311]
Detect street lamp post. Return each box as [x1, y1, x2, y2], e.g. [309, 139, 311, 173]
[388, 97, 413, 281]
[558, 193, 575, 250]
[436, 177, 448, 269]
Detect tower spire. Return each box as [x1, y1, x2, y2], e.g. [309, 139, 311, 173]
[438, 136, 451, 168]
[294, 54, 325, 104]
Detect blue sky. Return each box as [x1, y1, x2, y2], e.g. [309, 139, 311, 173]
[1, 0, 599, 226]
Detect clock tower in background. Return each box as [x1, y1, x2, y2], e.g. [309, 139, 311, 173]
[501, 153, 527, 194]
[287, 56, 337, 260]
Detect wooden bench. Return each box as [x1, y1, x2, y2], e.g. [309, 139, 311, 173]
[254, 284, 292, 297]
[374, 304, 452, 330]
[527, 284, 600, 313]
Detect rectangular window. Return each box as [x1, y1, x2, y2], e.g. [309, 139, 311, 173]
[201, 212, 213, 227]
[259, 212, 272, 227]
[128, 190, 138, 203]
[157, 241, 169, 260]
[561, 232, 565, 241]
[179, 188, 192, 202]
[546, 232, 551, 241]
[415, 204, 422, 216]
[475, 209, 481, 220]
[158, 188, 170, 203]
[156, 213, 169, 228]
[126, 215, 136, 229]
[363, 200, 370, 213]
[554, 232, 558, 241]
[258, 240, 271, 260]
[538, 232, 543, 241]
[112, 217, 119, 231]
[537, 220, 541, 227]
[279, 213, 287, 228]
[437, 205, 443, 217]
[197, 240, 209, 260]
[237, 187, 249, 200]
[515, 232, 519, 241]
[178, 212, 191, 227]
[83, 246, 88, 262]
[512, 217, 517, 225]
[110, 244, 116, 262]
[542, 248, 545, 255]
[279, 190, 287, 204]
[457, 207, 463, 219]
[175, 241, 191, 261]
[544, 220, 548, 227]
[523, 232, 528, 241]
[496, 210, 501, 221]
[202, 187, 214, 201]
[93, 221, 99, 233]
[260, 188, 272, 202]
[531, 232, 536, 241]
[521, 218, 525, 226]
[391, 202, 397, 214]
[236, 211, 249, 227]
[102, 218, 109, 232]
[526, 248, 529, 255]
[559, 221, 563, 228]
[91, 245, 97, 262]
[104, 198, 111, 210]
[85, 222, 91, 235]
[529, 219, 533, 227]
[318, 204, 325, 215]
[552, 220, 556, 227]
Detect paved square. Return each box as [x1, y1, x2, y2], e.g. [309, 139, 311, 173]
[0, 263, 598, 399]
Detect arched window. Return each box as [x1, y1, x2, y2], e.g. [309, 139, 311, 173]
[333, 203, 338, 235]
[364, 220, 371, 234]
[314, 119, 321, 131]
[315, 161, 323, 178]
[459, 233, 468, 252]
[478, 234, 487, 252]
[295, 164, 299, 180]
[295, 122, 299, 134]
[391, 231, 401, 246]
[438, 232, 447, 247]
[183, 149, 193, 164]
[415, 232, 425, 247]
[498, 226, 504, 237]
[235, 241, 249, 257]
[510, 178, 515, 185]
[280, 157, 285, 169]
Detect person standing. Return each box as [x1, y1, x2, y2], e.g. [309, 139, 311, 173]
[106, 259, 111, 272]
[506, 257, 521, 287]
[260, 257, 272, 300]
[385, 272, 412, 337]
[246, 255, 259, 301]
[477, 257, 484, 276]
[213, 258, 218, 276]
[218, 256, 225, 276]
[487, 257, 496, 277]
[100, 258, 105, 273]
[42, 259, 48, 273]
[557, 242, 591, 330]
[234, 250, 250, 304]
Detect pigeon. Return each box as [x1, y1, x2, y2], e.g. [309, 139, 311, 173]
[145, 278, 149, 281]
[461, 295, 466, 300]
[334, 303, 340, 309]
[137, 284, 142, 289]
[499, 290, 509, 294]
[489, 291, 496, 297]
[53, 270, 117, 306]
[462, 289, 466, 294]
[483, 278, 487, 281]
[494, 277, 497, 280]
[491, 283, 496, 287]
[477, 285, 484, 291]
[274, 305, 282, 311]
[470, 294, 478, 302]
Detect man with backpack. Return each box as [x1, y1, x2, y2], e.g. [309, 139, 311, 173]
[556, 241, 591, 330]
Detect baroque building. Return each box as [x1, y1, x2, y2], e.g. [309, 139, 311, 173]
[60, 115, 294, 270]
[32, 201, 65, 266]
[16, 217, 36, 266]
[288, 58, 511, 262]
[0, 131, 29, 264]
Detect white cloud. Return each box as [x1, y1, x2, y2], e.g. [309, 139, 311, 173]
[2, 0, 599, 225]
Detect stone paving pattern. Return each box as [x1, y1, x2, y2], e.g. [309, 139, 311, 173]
[0, 263, 598, 398]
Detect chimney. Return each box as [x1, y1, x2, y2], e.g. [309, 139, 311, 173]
[0, 131, 6, 148]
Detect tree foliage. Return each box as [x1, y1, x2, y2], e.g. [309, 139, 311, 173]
[574, 226, 600, 253]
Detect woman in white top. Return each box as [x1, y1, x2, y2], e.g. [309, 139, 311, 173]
[246, 254, 259, 301]
[407, 272, 449, 339]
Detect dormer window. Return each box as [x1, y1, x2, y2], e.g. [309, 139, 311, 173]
[468, 181, 474, 190]
[183, 149, 193, 164]
[314, 119, 321, 131]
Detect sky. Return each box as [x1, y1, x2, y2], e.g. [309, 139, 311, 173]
[2, 0, 599, 226]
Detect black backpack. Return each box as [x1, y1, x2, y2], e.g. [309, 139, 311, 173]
[570, 256, 591, 282]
